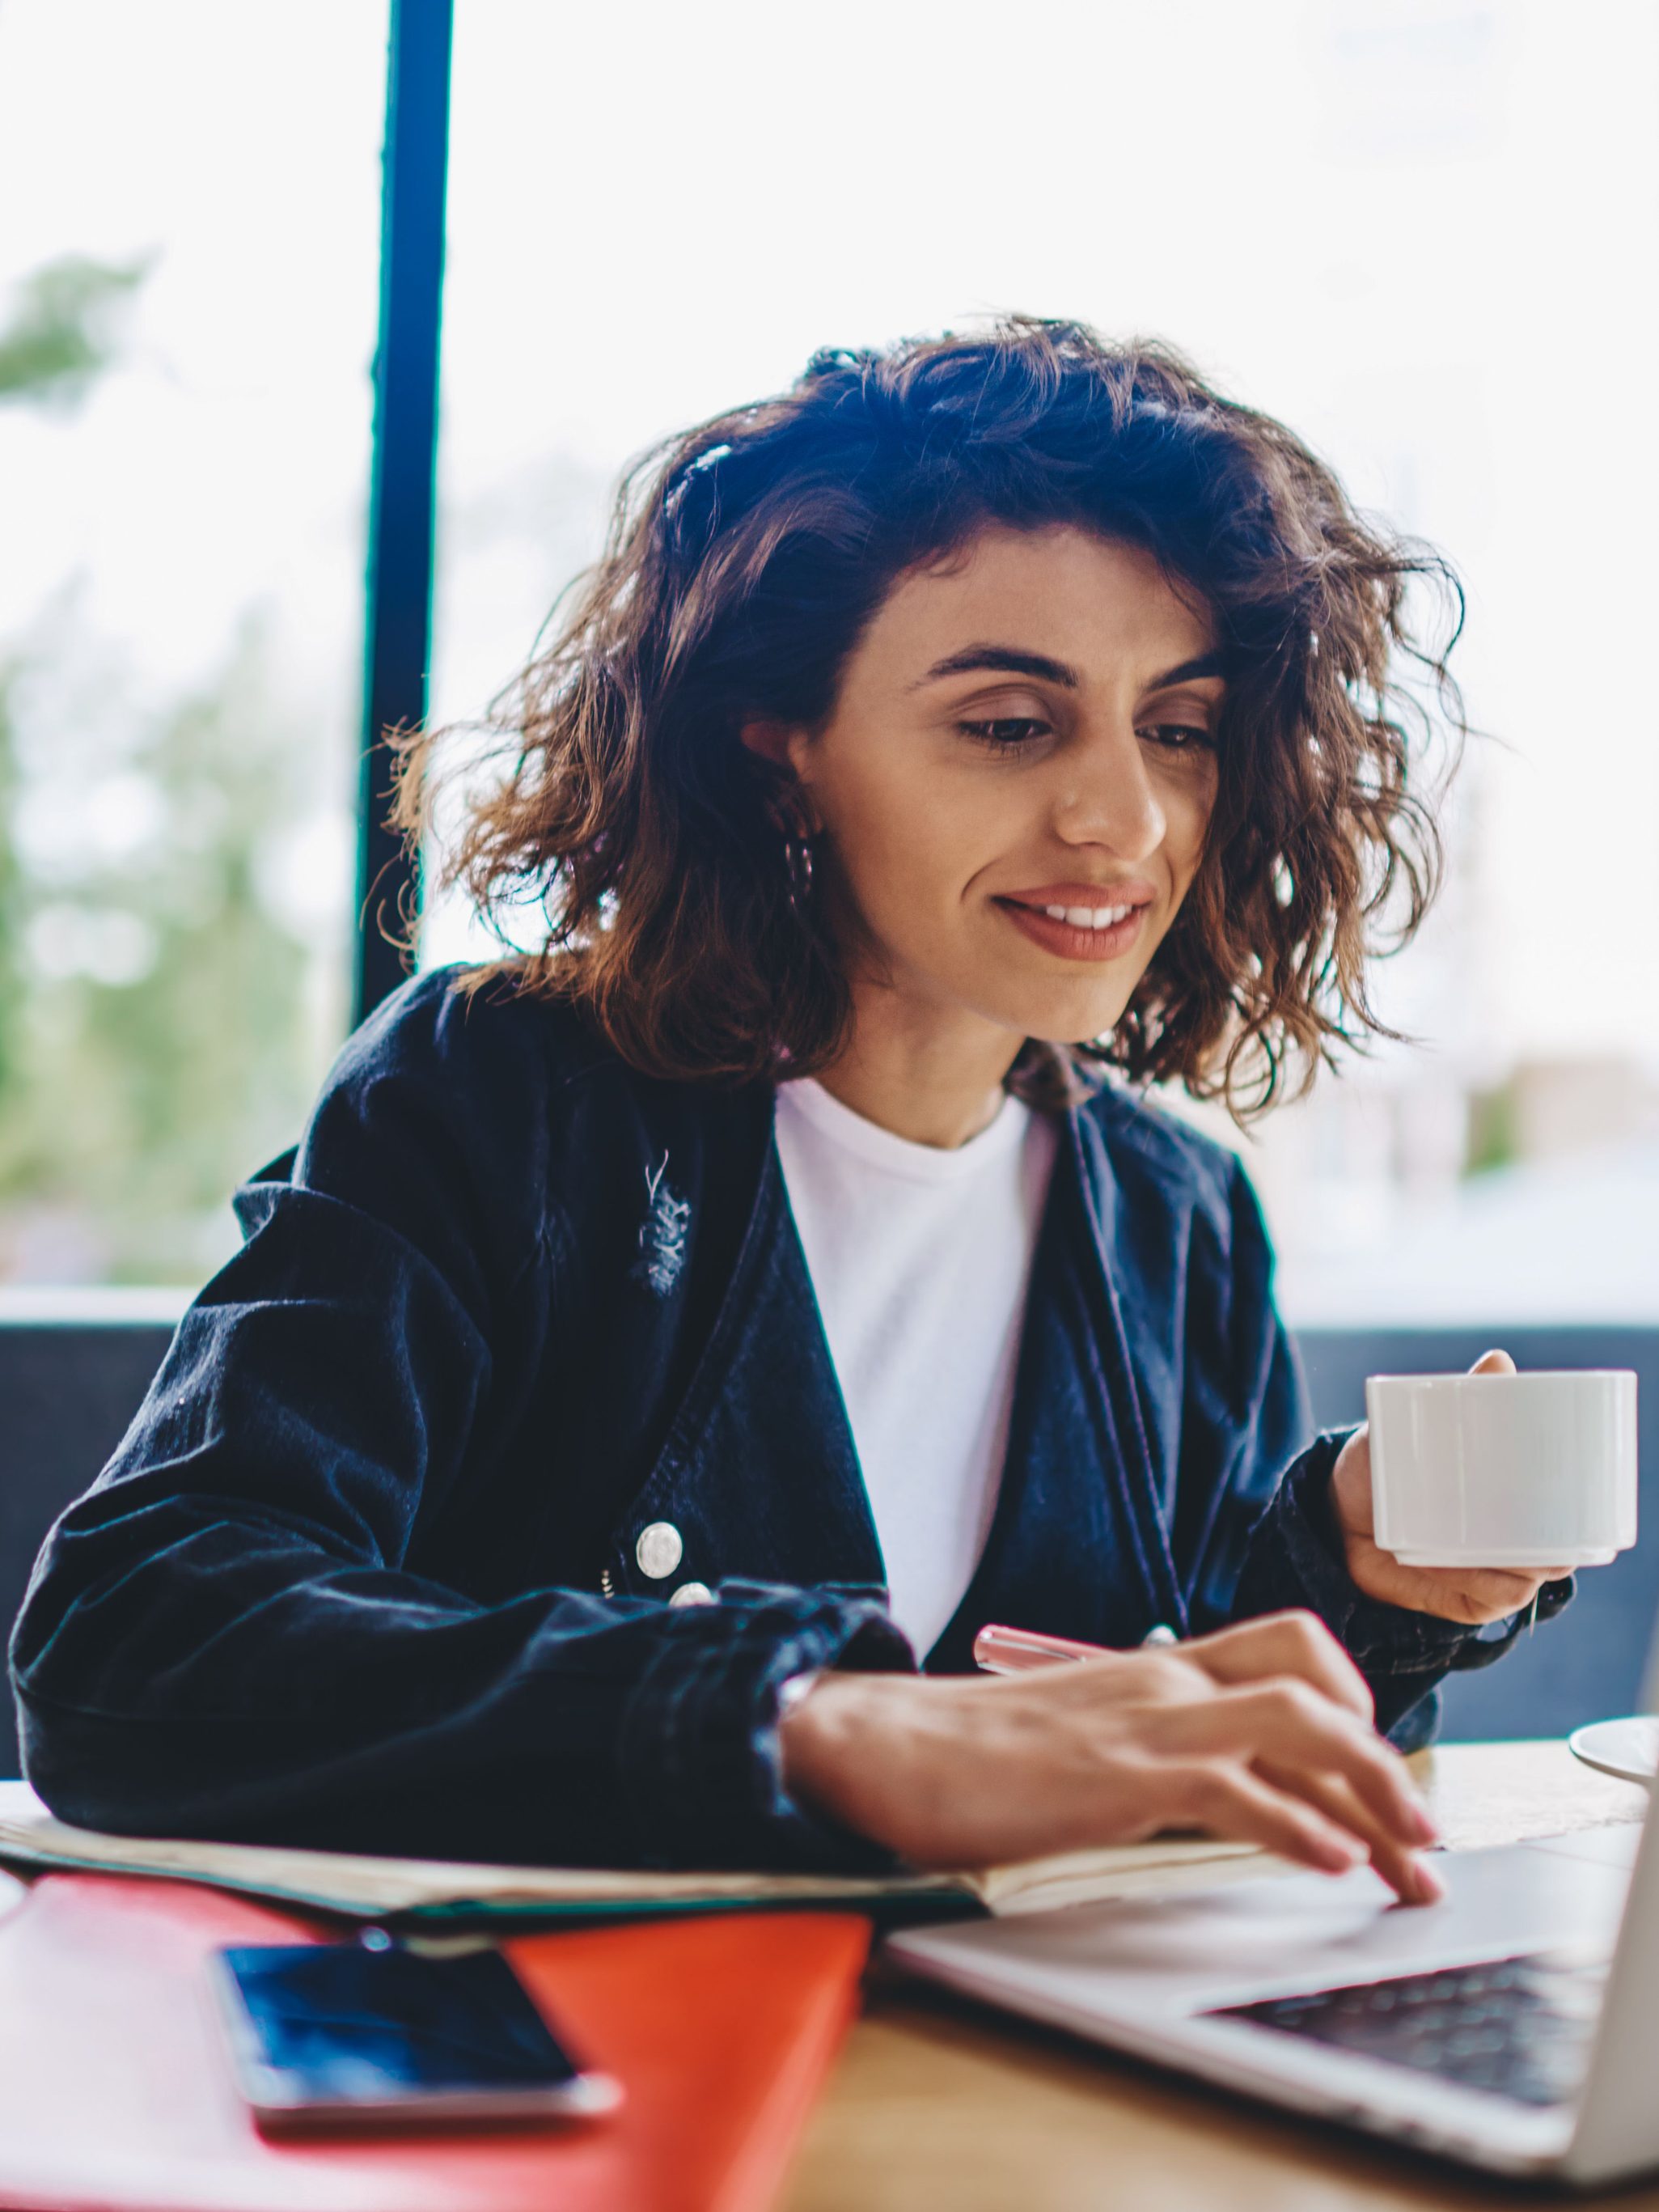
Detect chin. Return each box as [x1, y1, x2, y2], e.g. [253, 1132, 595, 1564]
[983, 989, 1136, 1049]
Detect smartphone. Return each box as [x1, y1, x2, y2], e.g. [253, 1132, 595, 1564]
[210, 1939, 624, 2131]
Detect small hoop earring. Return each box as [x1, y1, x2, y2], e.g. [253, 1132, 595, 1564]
[782, 828, 815, 910]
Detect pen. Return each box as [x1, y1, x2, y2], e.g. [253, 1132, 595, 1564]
[973, 1621, 1182, 1673]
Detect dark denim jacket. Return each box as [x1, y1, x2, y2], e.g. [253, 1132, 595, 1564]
[8, 964, 1568, 1870]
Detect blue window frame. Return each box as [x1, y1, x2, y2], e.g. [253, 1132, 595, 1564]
[355, 0, 453, 1026]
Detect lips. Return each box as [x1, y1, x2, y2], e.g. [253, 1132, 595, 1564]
[991, 882, 1157, 965]
[998, 880, 1157, 924]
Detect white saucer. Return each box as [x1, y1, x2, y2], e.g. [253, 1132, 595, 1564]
[1568, 1716, 1659, 1787]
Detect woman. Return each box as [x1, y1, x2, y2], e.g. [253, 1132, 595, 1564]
[10, 318, 1571, 1905]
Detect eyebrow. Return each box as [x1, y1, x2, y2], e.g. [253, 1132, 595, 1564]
[907, 643, 1233, 692]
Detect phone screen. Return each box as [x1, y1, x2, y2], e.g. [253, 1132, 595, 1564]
[216, 1943, 596, 2115]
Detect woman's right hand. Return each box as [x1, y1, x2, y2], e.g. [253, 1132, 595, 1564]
[778, 1609, 1445, 1904]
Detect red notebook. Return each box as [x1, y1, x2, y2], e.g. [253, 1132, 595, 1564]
[0, 1873, 870, 2212]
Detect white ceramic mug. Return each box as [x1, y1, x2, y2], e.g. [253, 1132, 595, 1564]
[1365, 1369, 1639, 1570]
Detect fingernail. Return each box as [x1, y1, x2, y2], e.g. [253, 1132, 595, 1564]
[1412, 1855, 1447, 1905]
[1408, 1799, 1441, 1845]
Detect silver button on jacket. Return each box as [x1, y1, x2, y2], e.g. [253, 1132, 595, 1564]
[635, 1521, 683, 1579]
[667, 1581, 717, 1608]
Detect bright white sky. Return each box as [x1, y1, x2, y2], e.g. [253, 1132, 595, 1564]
[2, 0, 1658, 1303]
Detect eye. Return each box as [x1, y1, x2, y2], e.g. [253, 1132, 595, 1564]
[1138, 722, 1215, 752]
[956, 716, 1052, 753]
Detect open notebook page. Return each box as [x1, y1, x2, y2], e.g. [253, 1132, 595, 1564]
[0, 1780, 1280, 1922]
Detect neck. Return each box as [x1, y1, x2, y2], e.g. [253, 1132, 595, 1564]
[810, 978, 1025, 1148]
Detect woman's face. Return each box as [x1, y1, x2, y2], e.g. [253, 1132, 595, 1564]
[760, 523, 1225, 1049]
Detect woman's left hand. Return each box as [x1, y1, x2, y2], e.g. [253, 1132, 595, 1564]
[1329, 1350, 1571, 1625]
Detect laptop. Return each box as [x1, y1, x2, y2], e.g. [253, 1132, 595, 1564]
[885, 1708, 1659, 2184]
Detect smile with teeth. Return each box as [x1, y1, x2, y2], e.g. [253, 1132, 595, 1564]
[1037, 903, 1137, 930]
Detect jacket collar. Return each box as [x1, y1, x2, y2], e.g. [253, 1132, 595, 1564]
[607, 1089, 1187, 1655]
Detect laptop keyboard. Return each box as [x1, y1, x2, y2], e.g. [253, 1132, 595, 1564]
[1207, 1951, 1609, 2109]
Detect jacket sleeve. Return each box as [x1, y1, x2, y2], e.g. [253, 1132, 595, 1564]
[1187, 1158, 1572, 1749]
[7, 972, 912, 1870]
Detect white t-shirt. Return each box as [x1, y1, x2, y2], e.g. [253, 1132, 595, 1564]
[772, 1075, 1061, 1655]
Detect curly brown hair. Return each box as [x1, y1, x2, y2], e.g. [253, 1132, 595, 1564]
[387, 314, 1466, 1118]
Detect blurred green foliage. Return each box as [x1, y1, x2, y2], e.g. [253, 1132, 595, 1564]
[1465, 1078, 1520, 1179]
[0, 256, 348, 1285]
[0, 255, 148, 409]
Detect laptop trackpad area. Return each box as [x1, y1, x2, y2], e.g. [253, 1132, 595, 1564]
[886, 1837, 1635, 2021]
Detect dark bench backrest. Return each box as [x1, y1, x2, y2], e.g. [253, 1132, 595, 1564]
[1, 1319, 180, 1776]
[1, 1319, 1653, 1777]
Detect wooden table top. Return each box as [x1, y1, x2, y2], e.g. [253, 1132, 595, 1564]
[781, 1741, 1651, 2211]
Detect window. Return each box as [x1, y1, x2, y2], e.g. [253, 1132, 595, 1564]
[0, 0, 387, 1287]
[11, 2, 1653, 1321]
[423, 0, 1659, 1326]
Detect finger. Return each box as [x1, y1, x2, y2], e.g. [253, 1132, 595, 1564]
[1256, 1761, 1445, 1907]
[1441, 1567, 1551, 1601]
[1052, 1650, 1214, 1713]
[1442, 1569, 1560, 1620]
[1368, 1564, 1556, 1625]
[1184, 1611, 1374, 1724]
[1161, 1760, 1369, 1876]
[1166, 1680, 1437, 1846]
[1469, 1348, 1517, 1375]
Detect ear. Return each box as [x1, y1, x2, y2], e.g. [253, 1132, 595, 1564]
[738, 716, 806, 775]
[739, 717, 821, 833]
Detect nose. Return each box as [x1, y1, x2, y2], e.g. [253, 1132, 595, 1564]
[1049, 716, 1166, 862]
